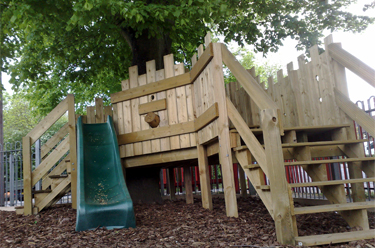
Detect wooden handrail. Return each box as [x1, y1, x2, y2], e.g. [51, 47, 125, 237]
[221, 44, 278, 110]
[334, 89, 375, 138]
[226, 97, 269, 176]
[26, 97, 69, 144]
[328, 43, 375, 88]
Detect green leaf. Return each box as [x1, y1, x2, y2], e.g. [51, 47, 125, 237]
[84, 1, 94, 11]
[10, 15, 17, 23]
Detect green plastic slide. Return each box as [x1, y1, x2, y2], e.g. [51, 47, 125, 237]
[75, 116, 136, 231]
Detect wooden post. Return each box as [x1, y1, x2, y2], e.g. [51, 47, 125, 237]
[261, 108, 295, 244]
[22, 136, 33, 215]
[212, 43, 238, 217]
[238, 166, 247, 197]
[167, 168, 176, 201]
[183, 166, 194, 204]
[67, 94, 77, 209]
[197, 142, 213, 210]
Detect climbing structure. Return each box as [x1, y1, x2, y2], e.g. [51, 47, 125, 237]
[21, 33, 375, 246]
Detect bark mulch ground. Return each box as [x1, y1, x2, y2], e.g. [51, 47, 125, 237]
[0, 197, 374, 248]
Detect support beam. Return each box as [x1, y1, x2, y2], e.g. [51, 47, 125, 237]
[261, 108, 295, 245]
[167, 168, 176, 201]
[197, 142, 213, 210]
[212, 43, 238, 217]
[67, 94, 77, 209]
[183, 166, 194, 204]
[22, 136, 32, 215]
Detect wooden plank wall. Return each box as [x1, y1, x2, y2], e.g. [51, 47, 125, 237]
[192, 40, 218, 145]
[114, 59, 196, 158]
[82, 98, 113, 124]
[226, 44, 342, 128]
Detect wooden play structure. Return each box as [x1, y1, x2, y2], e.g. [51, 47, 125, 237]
[20, 33, 375, 246]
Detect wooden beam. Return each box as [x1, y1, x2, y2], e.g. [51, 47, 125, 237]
[295, 230, 375, 246]
[212, 43, 238, 218]
[194, 102, 219, 131]
[41, 123, 69, 158]
[261, 108, 295, 245]
[22, 136, 32, 215]
[167, 168, 176, 201]
[197, 142, 213, 210]
[67, 94, 77, 209]
[138, 98, 167, 115]
[111, 73, 191, 104]
[221, 44, 278, 110]
[26, 97, 68, 144]
[124, 148, 197, 167]
[184, 166, 194, 204]
[290, 177, 375, 188]
[117, 121, 194, 145]
[36, 175, 71, 212]
[190, 43, 214, 83]
[328, 43, 375, 88]
[335, 89, 375, 138]
[226, 97, 268, 176]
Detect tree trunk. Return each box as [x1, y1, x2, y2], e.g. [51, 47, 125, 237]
[120, 27, 172, 75]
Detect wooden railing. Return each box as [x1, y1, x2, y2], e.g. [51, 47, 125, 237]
[221, 43, 295, 244]
[22, 94, 76, 215]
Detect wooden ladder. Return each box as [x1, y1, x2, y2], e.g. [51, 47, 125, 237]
[233, 125, 375, 246]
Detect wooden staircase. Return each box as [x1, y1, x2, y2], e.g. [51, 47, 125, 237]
[19, 95, 77, 215]
[232, 123, 375, 246]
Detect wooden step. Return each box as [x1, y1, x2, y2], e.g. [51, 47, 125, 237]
[33, 189, 52, 194]
[281, 139, 367, 148]
[285, 157, 375, 166]
[231, 124, 350, 136]
[290, 177, 375, 188]
[49, 174, 68, 179]
[295, 229, 375, 246]
[233, 145, 248, 152]
[255, 185, 270, 191]
[293, 201, 375, 215]
[243, 164, 260, 170]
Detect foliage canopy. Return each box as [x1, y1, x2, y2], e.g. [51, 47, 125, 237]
[1, 0, 374, 114]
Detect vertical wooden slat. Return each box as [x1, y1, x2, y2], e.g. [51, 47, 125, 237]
[306, 57, 322, 125]
[95, 98, 104, 123]
[22, 136, 32, 215]
[156, 69, 171, 152]
[121, 79, 134, 157]
[297, 55, 315, 126]
[103, 106, 112, 122]
[186, 82, 196, 147]
[129, 66, 143, 155]
[112, 104, 119, 132]
[184, 166, 194, 204]
[146, 61, 161, 153]
[164, 54, 180, 150]
[214, 43, 238, 217]
[175, 63, 190, 148]
[67, 94, 77, 209]
[138, 74, 152, 154]
[248, 68, 260, 127]
[86, 106, 95, 124]
[310, 45, 335, 125]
